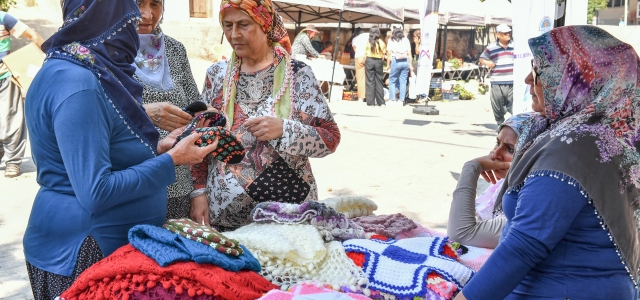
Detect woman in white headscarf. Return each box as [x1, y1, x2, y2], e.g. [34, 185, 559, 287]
[135, 0, 203, 220]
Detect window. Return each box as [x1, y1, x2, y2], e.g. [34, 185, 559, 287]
[190, 0, 210, 18]
[608, 0, 626, 7]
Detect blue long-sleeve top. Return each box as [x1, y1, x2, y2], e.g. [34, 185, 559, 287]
[462, 172, 637, 300]
[23, 59, 176, 276]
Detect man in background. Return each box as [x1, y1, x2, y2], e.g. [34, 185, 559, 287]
[0, 11, 44, 177]
[352, 28, 369, 102]
[479, 24, 513, 126]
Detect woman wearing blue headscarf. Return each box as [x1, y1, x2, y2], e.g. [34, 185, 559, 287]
[23, 1, 216, 298]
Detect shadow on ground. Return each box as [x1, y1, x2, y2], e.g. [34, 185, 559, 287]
[349, 129, 491, 150]
[474, 123, 499, 131]
[11, 13, 60, 51]
[451, 129, 496, 137]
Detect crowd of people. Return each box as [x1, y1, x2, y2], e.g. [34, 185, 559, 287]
[6, 0, 640, 299]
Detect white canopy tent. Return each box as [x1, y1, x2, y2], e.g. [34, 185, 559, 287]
[274, 0, 404, 28]
[273, 0, 406, 100]
[401, 0, 511, 26]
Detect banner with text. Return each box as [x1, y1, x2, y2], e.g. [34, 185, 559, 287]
[511, 0, 556, 114]
[416, 0, 440, 97]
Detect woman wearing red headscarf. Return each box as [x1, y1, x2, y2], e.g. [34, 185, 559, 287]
[190, 0, 341, 232]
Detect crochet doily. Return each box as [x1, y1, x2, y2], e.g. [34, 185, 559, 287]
[224, 223, 368, 290]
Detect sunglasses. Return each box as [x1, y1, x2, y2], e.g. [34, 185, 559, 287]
[531, 59, 541, 85]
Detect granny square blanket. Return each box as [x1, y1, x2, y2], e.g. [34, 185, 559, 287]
[343, 237, 475, 298]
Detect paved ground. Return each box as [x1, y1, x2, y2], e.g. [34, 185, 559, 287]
[0, 4, 501, 299]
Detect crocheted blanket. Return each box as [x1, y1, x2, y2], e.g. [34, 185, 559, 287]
[60, 244, 277, 300]
[351, 213, 417, 238]
[129, 225, 260, 272]
[258, 283, 371, 300]
[395, 224, 492, 272]
[320, 196, 378, 218]
[343, 236, 475, 299]
[224, 223, 368, 290]
[251, 201, 366, 241]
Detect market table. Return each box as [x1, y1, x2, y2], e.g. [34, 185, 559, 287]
[301, 58, 346, 88]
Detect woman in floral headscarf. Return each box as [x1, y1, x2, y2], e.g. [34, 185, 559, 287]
[456, 26, 639, 300]
[134, 0, 203, 220]
[190, 0, 341, 231]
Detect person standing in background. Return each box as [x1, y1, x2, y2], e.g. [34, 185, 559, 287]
[409, 29, 421, 60]
[352, 28, 369, 102]
[386, 25, 412, 105]
[479, 24, 514, 125]
[134, 0, 204, 220]
[364, 26, 386, 107]
[291, 25, 321, 59]
[0, 11, 44, 178]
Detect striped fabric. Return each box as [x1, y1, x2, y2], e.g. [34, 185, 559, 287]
[480, 41, 514, 85]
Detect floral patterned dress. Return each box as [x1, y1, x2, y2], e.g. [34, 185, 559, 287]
[193, 58, 340, 231]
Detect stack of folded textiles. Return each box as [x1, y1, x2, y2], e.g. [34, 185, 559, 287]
[164, 218, 244, 256]
[60, 223, 277, 300]
[251, 201, 366, 241]
[342, 235, 476, 300]
[224, 222, 369, 291]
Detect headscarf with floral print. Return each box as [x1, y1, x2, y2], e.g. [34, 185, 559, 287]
[219, 0, 294, 126]
[133, 1, 175, 91]
[219, 0, 291, 53]
[42, 0, 160, 153]
[496, 26, 640, 284]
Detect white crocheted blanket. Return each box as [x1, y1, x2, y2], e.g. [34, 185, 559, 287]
[343, 237, 475, 298]
[224, 223, 368, 290]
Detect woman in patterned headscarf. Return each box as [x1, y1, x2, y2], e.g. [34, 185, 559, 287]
[456, 26, 639, 300]
[190, 0, 341, 231]
[23, 0, 214, 298]
[134, 0, 203, 221]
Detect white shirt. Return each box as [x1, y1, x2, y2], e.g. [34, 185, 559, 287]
[353, 33, 370, 58]
[386, 37, 411, 58]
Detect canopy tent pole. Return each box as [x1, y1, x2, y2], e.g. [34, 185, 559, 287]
[441, 24, 448, 78]
[328, 9, 344, 102]
[295, 10, 302, 35]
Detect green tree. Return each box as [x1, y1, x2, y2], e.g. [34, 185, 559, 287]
[588, 0, 608, 22]
[1, 0, 17, 12]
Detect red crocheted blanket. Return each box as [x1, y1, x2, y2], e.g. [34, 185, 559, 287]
[60, 244, 277, 300]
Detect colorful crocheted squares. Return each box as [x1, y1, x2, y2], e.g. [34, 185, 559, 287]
[173, 111, 245, 164]
[245, 156, 310, 203]
[343, 237, 475, 299]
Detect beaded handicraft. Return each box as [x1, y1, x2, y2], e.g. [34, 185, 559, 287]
[173, 112, 245, 164]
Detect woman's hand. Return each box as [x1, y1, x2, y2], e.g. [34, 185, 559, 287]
[157, 126, 186, 154]
[453, 292, 467, 300]
[167, 134, 219, 166]
[245, 116, 284, 142]
[190, 194, 210, 225]
[144, 102, 193, 132]
[473, 155, 511, 184]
